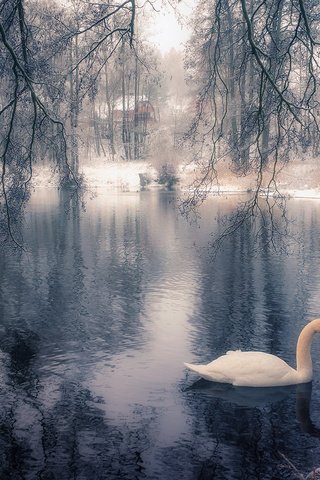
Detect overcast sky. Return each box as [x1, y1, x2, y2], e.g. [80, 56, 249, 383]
[145, 0, 194, 54]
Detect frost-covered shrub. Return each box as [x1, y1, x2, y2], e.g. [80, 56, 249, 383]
[157, 163, 179, 189]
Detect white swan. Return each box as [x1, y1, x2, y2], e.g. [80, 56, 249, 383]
[184, 319, 320, 387]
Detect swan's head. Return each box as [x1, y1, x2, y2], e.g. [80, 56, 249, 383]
[311, 319, 320, 332]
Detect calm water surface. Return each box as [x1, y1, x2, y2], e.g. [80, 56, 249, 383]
[1, 189, 320, 479]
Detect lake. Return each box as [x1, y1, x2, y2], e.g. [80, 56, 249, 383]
[1, 188, 320, 480]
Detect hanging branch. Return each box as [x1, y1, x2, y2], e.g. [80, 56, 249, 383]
[183, 0, 320, 251]
[0, 0, 137, 246]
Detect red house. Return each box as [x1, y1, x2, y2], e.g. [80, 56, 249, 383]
[113, 96, 156, 124]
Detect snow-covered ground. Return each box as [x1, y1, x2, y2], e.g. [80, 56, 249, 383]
[31, 158, 320, 199]
[81, 161, 158, 191]
[179, 158, 320, 199]
[32, 161, 158, 191]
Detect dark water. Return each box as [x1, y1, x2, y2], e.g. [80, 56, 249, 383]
[1, 189, 320, 480]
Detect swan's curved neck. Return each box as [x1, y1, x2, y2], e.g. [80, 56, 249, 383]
[296, 319, 320, 381]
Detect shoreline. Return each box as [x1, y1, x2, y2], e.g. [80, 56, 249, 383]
[31, 160, 320, 200]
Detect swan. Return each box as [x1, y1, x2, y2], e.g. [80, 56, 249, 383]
[184, 319, 320, 387]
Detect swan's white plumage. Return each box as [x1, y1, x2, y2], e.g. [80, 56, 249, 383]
[185, 319, 320, 387]
[185, 351, 297, 386]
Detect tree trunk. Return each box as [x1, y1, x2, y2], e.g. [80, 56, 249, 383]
[225, 0, 238, 162]
[121, 61, 130, 160]
[261, 0, 284, 166]
[105, 65, 116, 160]
[134, 56, 140, 160]
[70, 35, 79, 176]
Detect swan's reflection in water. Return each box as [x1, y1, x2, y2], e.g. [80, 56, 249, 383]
[186, 379, 320, 436]
[295, 383, 320, 436]
[280, 392, 320, 480]
[185, 379, 320, 477]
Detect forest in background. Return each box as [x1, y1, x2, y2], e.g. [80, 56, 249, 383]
[1, 0, 320, 247]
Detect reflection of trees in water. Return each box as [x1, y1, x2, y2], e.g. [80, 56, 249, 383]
[88, 199, 152, 352]
[192, 203, 320, 360]
[0, 330, 40, 479]
[36, 383, 150, 480]
[0, 189, 150, 350]
[2, 192, 320, 478]
[0, 375, 153, 479]
[0, 190, 157, 478]
[191, 218, 283, 357]
[185, 203, 320, 479]
[0, 333, 155, 478]
[182, 383, 320, 480]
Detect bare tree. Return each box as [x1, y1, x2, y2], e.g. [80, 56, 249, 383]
[0, 0, 136, 245]
[183, 0, 320, 249]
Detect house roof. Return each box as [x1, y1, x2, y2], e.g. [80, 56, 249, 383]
[95, 96, 153, 119]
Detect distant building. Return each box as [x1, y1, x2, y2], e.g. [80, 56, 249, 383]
[96, 96, 156, 124]
[113, 96, 156, 124]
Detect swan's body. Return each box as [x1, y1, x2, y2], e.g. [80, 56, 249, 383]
[184, 319, 320, 387]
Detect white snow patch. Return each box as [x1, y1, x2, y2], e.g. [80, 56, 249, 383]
[81, 162, 157, 190]
[32, 161, 158, 191]
[30, 158, 320, 199]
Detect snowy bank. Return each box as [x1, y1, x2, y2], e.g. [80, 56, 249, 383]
[81, 162, 157, 190]
[31, 158, 320, 199]
[32, 161, 158, 190]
